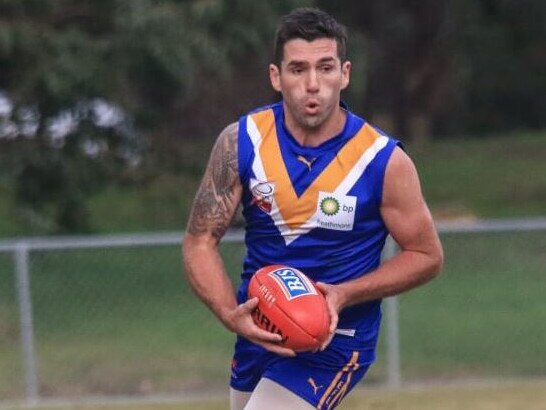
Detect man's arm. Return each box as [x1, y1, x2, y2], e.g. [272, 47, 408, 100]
[318, 147, 444, 339]
[182, 122, 295, 356]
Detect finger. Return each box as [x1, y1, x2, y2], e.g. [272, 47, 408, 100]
[252, 327, 284, 343]
[321, 309, 337, 351]
[322, 297, 338, 332]
[240, 297, 259, 312]
[320, 332, 335, 351]
[328, 309, 338, 334]
[315, 282, 329, 295]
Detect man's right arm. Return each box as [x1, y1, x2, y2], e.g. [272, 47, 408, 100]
[182, 122, 295, 356]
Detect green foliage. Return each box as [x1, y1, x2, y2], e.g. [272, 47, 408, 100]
[0, 104, 140, 233]
[319, 0, 546, 137]
[0, 0, 309, 234]
[0, 1, 137, 232]
[452, 0, 546, 133]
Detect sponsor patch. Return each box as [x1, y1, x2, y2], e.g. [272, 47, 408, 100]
[316, 191, 357, 231]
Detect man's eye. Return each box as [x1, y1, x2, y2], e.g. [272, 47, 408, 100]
[291, 68, 304, 74]
[320, 65, 334, 73]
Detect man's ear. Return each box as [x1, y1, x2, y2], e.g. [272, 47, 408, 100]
[269, 64, 282, 92]
[340, 61, 351, 90]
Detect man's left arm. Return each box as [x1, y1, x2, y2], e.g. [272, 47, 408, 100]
[318, 146, 444, 337]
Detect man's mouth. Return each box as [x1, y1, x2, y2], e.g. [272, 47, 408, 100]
[305, 100, 320, 115]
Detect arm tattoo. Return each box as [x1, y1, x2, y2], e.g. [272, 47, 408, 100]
[187, 123, 240, 240]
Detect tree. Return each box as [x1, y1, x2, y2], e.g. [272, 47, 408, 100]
[319, 0, 546, 139]
[319, 0, 455, 142]
[0, 0, 136, 232]
[0, 0, 309, 234]
[451, 0, 546, 134]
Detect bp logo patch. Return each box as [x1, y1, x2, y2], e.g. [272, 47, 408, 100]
[316, 191, 357, 231]
[320, 197, 340, 216]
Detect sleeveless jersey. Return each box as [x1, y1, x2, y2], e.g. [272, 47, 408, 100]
[237, 101, 399, 346]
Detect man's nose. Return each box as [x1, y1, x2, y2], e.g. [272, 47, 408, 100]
[306, 70, 319, 92]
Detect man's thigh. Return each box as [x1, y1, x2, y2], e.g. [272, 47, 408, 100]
[231, 378, 315, 410]
[230, 387, 251, 410]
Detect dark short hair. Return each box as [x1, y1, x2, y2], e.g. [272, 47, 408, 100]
[273, 7, 348, 66]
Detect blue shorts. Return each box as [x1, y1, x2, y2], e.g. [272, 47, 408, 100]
[230, 335, 375, 409]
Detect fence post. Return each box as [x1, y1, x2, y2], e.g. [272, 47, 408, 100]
[383, 237, 401, 388]
[15, 242, 39, 404]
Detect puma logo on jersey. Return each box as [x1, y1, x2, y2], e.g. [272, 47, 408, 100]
[308, 377, 324, 395]
[297, 155, 316, 171]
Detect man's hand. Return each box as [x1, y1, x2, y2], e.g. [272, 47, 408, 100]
[225, 297, 297, 357]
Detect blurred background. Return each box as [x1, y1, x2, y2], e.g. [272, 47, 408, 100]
[0, 0, 545, 407]
[0, 0, 545, 235]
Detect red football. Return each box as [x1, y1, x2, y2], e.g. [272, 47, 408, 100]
[248, 264, 330, 352]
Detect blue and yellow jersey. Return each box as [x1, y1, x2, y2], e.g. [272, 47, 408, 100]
[237, 101, 399, 346]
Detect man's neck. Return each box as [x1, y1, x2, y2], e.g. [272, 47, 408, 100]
[286, 106, 347, 148]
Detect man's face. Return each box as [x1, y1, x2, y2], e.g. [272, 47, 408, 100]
[270, 38, 351, 131]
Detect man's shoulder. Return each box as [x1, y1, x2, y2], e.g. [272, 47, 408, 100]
[352, 116, 405, 152]
[217, 122, 239, 147]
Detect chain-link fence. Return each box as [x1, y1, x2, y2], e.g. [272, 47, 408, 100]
[1, 219, 545, 405]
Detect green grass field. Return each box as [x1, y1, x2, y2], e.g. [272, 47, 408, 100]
[3, 380, 546, 410]
[398, 231, 546, 379]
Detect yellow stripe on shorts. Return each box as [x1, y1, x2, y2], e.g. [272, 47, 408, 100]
[317, 351, 360, 410]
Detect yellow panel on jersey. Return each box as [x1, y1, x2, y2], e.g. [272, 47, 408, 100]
[251, 109, 380, 230]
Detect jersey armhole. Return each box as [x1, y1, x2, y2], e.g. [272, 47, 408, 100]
[376, 139, 403, 205]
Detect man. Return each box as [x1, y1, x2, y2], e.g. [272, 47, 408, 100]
[183, 7, 443, 410]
